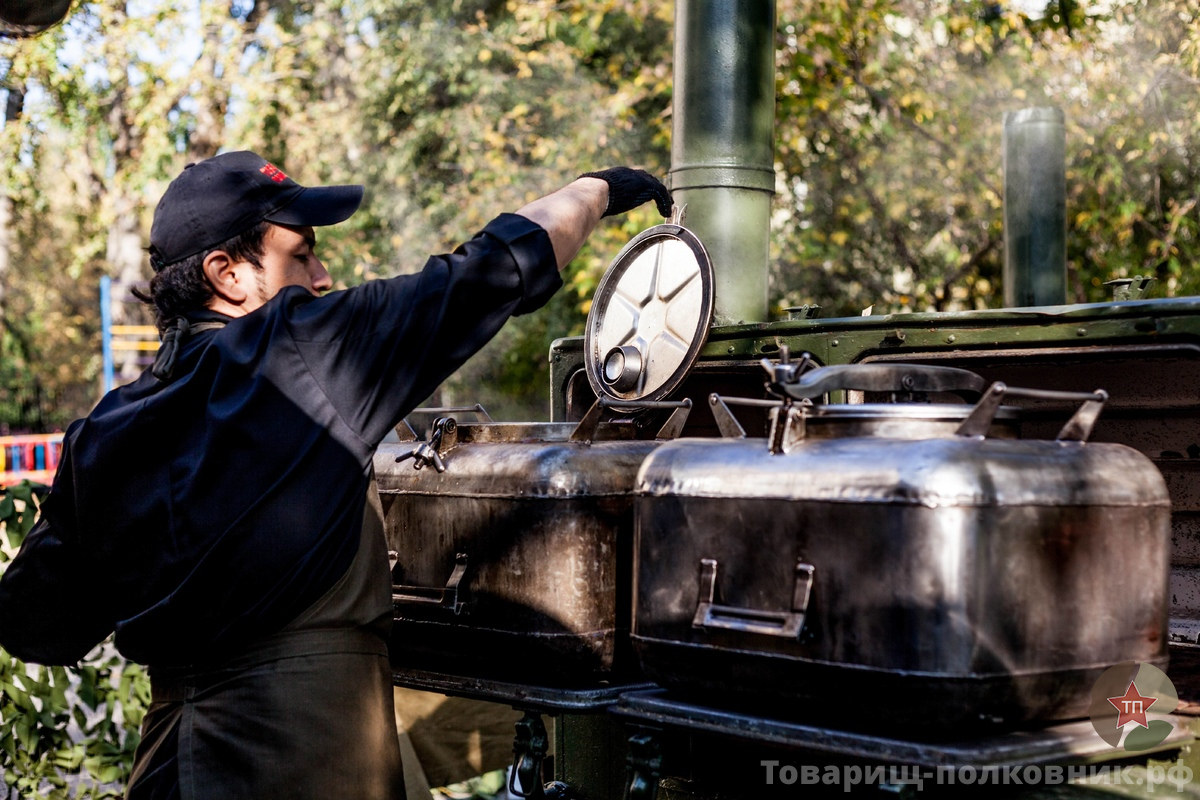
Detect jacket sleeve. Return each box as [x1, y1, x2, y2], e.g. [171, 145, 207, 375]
[0, 513, 114, 665]
[282, 213, 562, 446]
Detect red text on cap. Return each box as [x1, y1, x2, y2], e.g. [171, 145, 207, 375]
[259, 163, 288, 183]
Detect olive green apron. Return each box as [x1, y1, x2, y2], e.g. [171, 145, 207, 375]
[126, 481, 404, 800]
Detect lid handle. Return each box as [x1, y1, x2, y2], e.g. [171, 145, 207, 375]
[772, 363, 987, 402]
[956, 383, 1109, 441]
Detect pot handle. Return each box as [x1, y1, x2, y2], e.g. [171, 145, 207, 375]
[955, 383, 1108, 441]
[772, 363, 986, 402]
[692, 558, 814, 638]
[393, 552, 468, 616]
[569, 397, 693, 442]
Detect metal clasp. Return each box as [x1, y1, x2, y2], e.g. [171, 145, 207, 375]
[394, 417, 456, 472]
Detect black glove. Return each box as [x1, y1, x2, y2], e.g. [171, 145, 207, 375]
[580, 167, 672, 218]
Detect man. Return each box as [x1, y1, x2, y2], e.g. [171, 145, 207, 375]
[0, 150, 670, 799]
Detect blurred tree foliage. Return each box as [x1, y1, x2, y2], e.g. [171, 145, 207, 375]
[773, 0, 1200, 316]
[0, 0, 1198, 427]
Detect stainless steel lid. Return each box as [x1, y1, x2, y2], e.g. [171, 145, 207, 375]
[584, 211, 714, 403]
[800, 403, 1021, 440]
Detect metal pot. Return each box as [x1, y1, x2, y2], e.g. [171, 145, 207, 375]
[632, 363, 1171, 728]
[376, 400, 691, 685]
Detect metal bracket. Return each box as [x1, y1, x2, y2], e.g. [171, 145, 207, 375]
[692, 558, 814, 639]
[708, 394, 784, 439]
[767, 404, 808, 455]
[393, 418, 419, 442]
[623, 731, 662, 800]
[509, 712, 574, 799]
[1105, 276, 1156, 301]
[392, 552, 468, 615]
[569, 398, 693, 442]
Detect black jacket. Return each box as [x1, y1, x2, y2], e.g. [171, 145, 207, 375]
[0, 214, 560, 666]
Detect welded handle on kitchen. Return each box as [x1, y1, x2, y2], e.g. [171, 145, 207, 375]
[393, 552, 468, 615]
[774, 363, 987, 402]
[955, 383, 1108, 442]
[691, 558, 814, 638]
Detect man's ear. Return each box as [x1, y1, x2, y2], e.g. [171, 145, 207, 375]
[203, 250, 248, 305]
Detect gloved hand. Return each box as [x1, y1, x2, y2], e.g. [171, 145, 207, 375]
[579, 167, 672, 218]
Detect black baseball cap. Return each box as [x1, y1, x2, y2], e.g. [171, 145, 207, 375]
[149, 150, 363, 269]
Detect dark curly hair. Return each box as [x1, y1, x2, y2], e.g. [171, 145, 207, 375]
[136, 221, 271, 332]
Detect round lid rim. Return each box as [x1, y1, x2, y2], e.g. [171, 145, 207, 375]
[583, 223, 714, 403]
[806, 403, 1022, 421]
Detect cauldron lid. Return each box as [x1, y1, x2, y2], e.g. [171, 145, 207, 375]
[584, 209, 714, 403]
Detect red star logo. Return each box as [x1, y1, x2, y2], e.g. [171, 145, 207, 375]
[1108, 680, 1157, 729]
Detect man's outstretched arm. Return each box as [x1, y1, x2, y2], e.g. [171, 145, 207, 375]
[516, 168, 672, 270]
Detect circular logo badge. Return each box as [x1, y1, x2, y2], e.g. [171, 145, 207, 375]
[1089, 661, 1178, 751]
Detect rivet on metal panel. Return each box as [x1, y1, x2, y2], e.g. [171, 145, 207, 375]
[1077, 328, 1087, 336]
[832, 339, 840, 347]
[946, 334, 957, 344]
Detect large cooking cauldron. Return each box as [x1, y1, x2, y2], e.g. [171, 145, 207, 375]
[632, 362, 1171, 730]
[375, 404, 689, 684]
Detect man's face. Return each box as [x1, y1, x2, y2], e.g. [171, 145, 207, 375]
[249, 223, 333, 308]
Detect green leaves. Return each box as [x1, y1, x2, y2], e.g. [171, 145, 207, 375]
[773, 0, 1200, 313]
[0, 483, 148, 798]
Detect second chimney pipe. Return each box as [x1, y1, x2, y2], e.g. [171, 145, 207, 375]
[1003, 106, 1068, 307]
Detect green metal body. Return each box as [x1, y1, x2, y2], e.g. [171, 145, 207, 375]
[553, 297, 1200, 418]
[669, 0, 776, 325]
